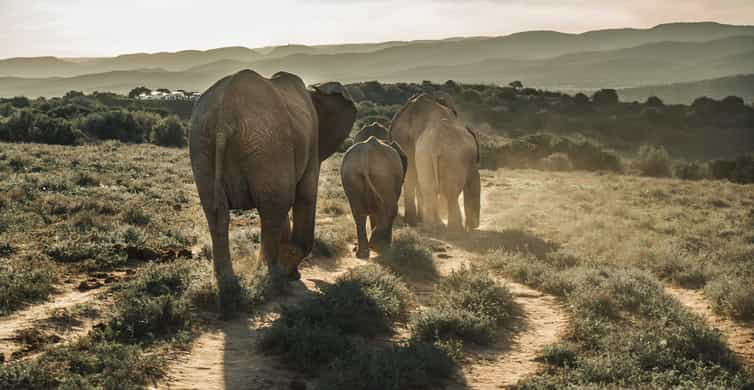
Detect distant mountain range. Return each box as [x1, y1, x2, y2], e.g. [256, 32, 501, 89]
[1, 22, 753, 99]
[619, 74, 754, 104]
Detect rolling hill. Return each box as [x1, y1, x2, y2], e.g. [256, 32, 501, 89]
[1, 22, 753, 98]
[619, 74, 754, 104]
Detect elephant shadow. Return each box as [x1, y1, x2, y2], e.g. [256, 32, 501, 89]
[220, 279, 316, 389]
[429, 227, 559, 259]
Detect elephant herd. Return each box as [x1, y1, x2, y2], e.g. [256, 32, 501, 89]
[189, 70, 480, 310]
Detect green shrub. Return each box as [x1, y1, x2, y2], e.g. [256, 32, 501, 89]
[260, 265, 410, 372]
[378, 228, 436, 278]
[413, 306, 495, 344]
[0, 338, 164, 389]
[104, 294, 192, 343]
[709, 154, 754, 184]
[319, 341, 457, 390]
[539, 343, 578, 367]
[705, 275, 754, 321]
[412, 267, 514, 345]
[0, 258, 58, 316]
[673, 160, 710, 181]
[150, 115, 186, 147]
[635, 144, 673, 177]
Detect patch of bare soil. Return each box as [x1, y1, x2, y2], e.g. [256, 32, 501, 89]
[0, 272, 120, 361]
[154, 255, 366, 390]
[665, 285, 754, 369]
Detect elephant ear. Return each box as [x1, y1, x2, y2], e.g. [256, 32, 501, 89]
[311, 82, 354, 102]
[466, 126, 480, 163]
[389, 140, 409, 181]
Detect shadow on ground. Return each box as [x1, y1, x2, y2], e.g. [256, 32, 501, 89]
[427, 227, 558, 258]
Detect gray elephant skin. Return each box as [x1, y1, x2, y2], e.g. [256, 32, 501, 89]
[390, 93, 460, 225]
[341, 136, 407, 259]
[353, 121, 390, 144]
[189, 69, 356, 309]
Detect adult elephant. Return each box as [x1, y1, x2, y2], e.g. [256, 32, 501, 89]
[189, 70, 356, 310]
[390, 93, 458, 225]
[341, 136, 407, 259]
[415, 121, 480, 231]
[353, 121, 390, 143]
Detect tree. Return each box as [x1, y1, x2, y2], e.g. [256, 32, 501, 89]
[156, 88, 171, 94]
[509, 80, 523, 89]
[128, 86, 151, 99]
[592, 89, 619, 105]
[645, 96, 664, 107]
[573, 93, 590, 105]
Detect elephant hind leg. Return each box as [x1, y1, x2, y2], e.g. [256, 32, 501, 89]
[445, 190, 464, 232]
[202, 196, 242, 317]
[354, 212, 370, 259]
[258, 208, 290, 292]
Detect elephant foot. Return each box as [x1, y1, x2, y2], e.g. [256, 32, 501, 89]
[217, 275, 243, 319]
[355, 246, 370, 259]
[278, 243, 305, 282]
[286, 267, 301, 281]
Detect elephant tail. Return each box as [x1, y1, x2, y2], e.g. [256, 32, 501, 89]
[364, 151, 384, 209]
[365, 172, 384, 209]
[213, 126, 228, 213]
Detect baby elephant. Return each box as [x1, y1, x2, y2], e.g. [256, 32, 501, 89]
[341, 136, 407, 259]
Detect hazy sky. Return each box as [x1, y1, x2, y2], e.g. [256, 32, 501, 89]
[1, 0, 753, 58]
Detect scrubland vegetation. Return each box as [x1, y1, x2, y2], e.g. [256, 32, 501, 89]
[0, 76, 752, 388]
[3, 79, 753, 182]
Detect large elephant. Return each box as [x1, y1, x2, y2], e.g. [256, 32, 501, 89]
[390, 93, 458, 225]
[189, 70, 356, 309]
[415, 121, 480, 231]
[353, 121, 390, 143]
[341, 136, 407, 259]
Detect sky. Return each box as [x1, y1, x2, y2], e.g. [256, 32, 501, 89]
[1, 0, 753, 58]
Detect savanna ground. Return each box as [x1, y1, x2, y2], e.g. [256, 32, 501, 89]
[0, 141, 752, 389]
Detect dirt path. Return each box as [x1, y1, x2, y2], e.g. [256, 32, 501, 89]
[0, 280, 102, 361]
[421, 180, 568, 389]
[426, 236, 568, 389]
[665, 285, 754, 369]
[155, 255, 365, 390]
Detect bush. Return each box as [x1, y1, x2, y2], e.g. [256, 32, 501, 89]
[319, 341, 457, 390]
[705, 275, 754, 321]
[261, 265, 410, 372]
[540, 153, 573, 171]
[635, 144, 673, 177]
[0, 338, 164, 389]
[673, 161, 709, 181]
[0, 258, 58, 316]
[709, 154, 754, 184]
[412, 267, 514, 345]
[150, 115, 186, 147]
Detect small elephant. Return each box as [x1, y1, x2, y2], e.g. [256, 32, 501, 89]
[353, 121, 390, 144]
[341, 136, 407, 259]
[415, 119, 480, 232]
[189, 70, 356, 309]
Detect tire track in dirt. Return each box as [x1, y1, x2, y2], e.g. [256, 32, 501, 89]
[154, 255, 366, 390]
[665, 285, 754, 369]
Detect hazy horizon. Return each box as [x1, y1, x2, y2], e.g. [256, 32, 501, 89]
[2, 0, 754, 59]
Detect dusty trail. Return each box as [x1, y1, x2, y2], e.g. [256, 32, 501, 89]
[421, 177, 568, 389]
[427, 239, 567, 389]
[0, 280, 104, 361]
[665, 285, 754, 369]
[155, 255, 366, 390]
